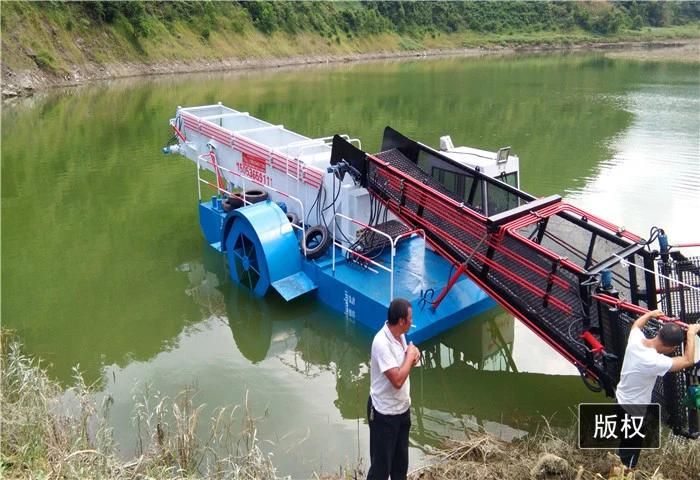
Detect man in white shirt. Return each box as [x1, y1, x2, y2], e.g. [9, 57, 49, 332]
[367, 298, 421, 480]
[615, 309, 700, 469]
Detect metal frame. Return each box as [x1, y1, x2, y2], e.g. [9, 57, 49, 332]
[332, 212, 425, 302]
[196, 154, 307, 254]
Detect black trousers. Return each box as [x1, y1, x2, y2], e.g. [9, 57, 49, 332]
[617, 404, 652, 469]
[367, 396, 411, 480]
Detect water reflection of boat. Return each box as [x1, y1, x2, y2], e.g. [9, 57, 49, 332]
[187, 243, 276, 363]
[412, 325, 600, 444]
[226, 287, 272, 364]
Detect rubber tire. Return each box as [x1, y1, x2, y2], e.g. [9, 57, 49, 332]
[225, 194, 244, 210]
[304, 225, 331, 260]
[222, 197, 238, 212]
[240, 189, 269, 204]
[286, 212, 300, 226]
[225, 190, 267, 208]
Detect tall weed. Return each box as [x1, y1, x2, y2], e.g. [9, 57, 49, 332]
[1, 339, 280, 479]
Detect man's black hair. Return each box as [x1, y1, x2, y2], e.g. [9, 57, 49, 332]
[387, 298, 411, 325]
[658, 323, 685, 348]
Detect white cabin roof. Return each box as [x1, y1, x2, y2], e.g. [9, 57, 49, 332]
[442, 146, 517, 168]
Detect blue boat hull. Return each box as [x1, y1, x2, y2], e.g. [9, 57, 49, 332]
[304, 240, 497, 344]
[199, 197, 496, 345]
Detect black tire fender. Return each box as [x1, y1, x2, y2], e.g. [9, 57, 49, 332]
[303, 225, 331, 260]
[240, 189, 269, 204]
[224, 194, 244, 210]
[286, 211, 300, 226]
[225, 189, 269, 208]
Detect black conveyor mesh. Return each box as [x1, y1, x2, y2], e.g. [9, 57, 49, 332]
[658, 256, 700, 323]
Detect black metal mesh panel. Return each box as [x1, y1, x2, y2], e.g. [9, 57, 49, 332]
[390, 145, 531, 216]
[625, 255, 651, 308]
[370, 150, 487, 254]
[598, 305, 626, 393]
[519, 214, 641, 305]
[659, 370, 692, 436]
[494, 236, 589, 353]
[355, 220, 412, 255]
[658, 256, 700, 323]
[525, 215, 593, 264]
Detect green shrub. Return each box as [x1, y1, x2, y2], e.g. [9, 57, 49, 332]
[34, 51, 58, 73]
[230, 7, 250, 34]
[632, 14, 644, 30]
[593, 8, 625, 35]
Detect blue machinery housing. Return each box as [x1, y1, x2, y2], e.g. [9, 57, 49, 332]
[199, 197, 495, 345]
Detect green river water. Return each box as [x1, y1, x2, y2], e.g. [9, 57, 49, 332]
[2, 52, 699, 476]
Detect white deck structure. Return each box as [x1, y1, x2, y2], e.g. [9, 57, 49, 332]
[169, 103, 520, 240]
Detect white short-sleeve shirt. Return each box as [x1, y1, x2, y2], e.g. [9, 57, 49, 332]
[370, 323, 411, 415]
[616, 327, 674, 405]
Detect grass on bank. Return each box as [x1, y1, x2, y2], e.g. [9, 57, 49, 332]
[0, 332, 279, 479]
[413, 420, 700, 480]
